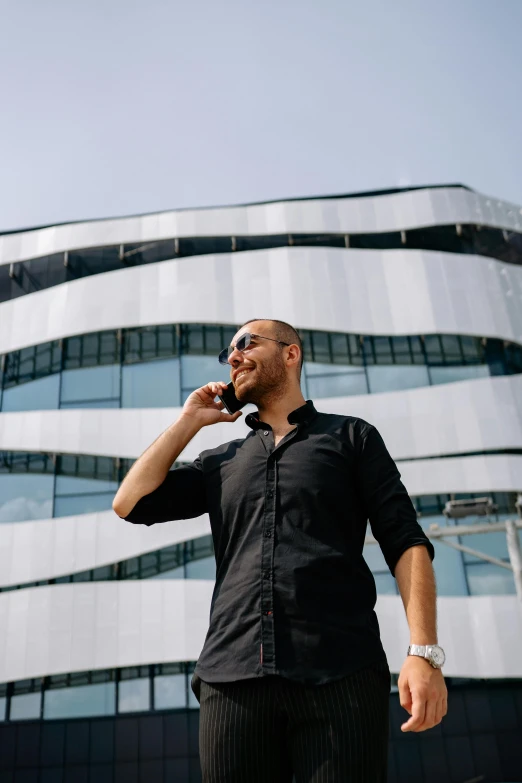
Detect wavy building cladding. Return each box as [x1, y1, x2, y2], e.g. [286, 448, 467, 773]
[1, 184, 522, 780]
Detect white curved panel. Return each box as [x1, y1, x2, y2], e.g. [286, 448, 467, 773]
[1, 375, 521, 462]
[0, 455, 519, 588]
[399, 454, 522, 496]
[0, 583, 520, 682]
[0, 580, 214, 683]
[378, 594, 522, 679]
[1, 246, 522, 357]
[1, 187, 521, 267]
[0, 511, 211, 589]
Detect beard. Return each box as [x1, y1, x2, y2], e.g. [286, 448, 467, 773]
[234, 353, 289, 406]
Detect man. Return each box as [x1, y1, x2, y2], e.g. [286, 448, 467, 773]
[113, 319, 447, 783]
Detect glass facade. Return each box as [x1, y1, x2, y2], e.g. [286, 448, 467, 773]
[0, 664, 197, 723]
[1, 460, 519, 599]
[1, 323, 522, 414]
[1, 220, 521, 305]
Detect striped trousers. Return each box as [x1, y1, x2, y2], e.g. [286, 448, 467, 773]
[198, 664, 390, 783]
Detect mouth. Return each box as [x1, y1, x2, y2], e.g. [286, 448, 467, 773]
[234, 367, 254, 383]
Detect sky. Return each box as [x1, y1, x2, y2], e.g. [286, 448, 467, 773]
[1, 0, 521, 232]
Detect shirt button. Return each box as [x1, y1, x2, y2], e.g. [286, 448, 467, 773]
[264, 431, 269, 436]
[265, 530, 272, 538]
[267, 490, 274, 498]
[264, 570, 271, 579]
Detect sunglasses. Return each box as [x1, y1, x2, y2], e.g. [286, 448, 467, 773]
[218, 332, 290, 365]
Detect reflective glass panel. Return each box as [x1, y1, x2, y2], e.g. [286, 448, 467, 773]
[185, 556, 216, 580]
[363, 542, 389, 572]
[54, 493, 115, 517]
[1, 374, 60, 412]
[0, 697, 5, 721]
[458, 514, 510, 563]
[122, 358, 181, 408]
[118, 677, 150, 713]
[55, 476, 118, 495]
[0, 474, 54, 523]
[303, 363, 367, 398]
[188, 678, 200, 710]
[60, 399, 120, 409]
[431, 541, 468, 596]
[419, 517, 468, 596]
[150, 566, 185, 579]
[366, 365, 430, 394]
[429, 365, 489, 385]
[154, 674, 186, 709]
[44, 682, 115, 719]
[466, 563, 516, 595]
[10, 692, 41, 720]
[374, 573, 397, 594]
[60, 365, 120, 404]
[180, 356, 230, 402]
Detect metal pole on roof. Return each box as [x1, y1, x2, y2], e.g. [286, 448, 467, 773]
[364, 493, 522, 603]
[506, 494, 522, 602]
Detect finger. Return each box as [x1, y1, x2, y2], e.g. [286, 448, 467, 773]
[220, 410, 243, 423]
[420, 694, 437, 731]
[401, 693, 426, 732]
[434, 698, 445, 727]
[398, 679, 412, 715]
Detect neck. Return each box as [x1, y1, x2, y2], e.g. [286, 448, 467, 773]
[257, 387, 307, 434]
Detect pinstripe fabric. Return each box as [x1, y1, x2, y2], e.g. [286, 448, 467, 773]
[198, 664, 390, 782]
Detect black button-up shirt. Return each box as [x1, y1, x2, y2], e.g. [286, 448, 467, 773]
[124, 401, 434, 685]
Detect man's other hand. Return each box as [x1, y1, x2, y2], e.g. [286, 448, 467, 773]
[398, 655, 448, 732]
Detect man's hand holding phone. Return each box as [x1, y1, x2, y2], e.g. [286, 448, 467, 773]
[182, 382, 244, 428]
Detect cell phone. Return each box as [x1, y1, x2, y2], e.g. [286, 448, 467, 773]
[220, 381, 247, 415]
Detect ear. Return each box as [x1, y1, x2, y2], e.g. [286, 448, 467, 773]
[285, 343, 301, 369]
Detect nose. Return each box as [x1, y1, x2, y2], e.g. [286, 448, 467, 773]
[228, 345, 243, 366]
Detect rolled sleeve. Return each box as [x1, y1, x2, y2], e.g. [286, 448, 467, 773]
[124, 458, 207, 526]
[357, 425, 434, 575]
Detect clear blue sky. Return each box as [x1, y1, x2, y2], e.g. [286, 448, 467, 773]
[1, 0, 521, 231]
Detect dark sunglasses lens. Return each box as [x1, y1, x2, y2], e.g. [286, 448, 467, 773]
[219, 333, 251, 364]
[236, 333, 250, 351]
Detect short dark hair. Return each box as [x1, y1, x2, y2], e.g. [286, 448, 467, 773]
[240, 318, 303, 379]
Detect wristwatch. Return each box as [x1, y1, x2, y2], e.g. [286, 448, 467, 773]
[407, 644, 446, 669]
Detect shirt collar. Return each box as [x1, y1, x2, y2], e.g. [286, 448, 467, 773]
[245, 400, 317, 431]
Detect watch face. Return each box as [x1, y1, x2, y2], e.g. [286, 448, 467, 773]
[430, 645, 445, 667]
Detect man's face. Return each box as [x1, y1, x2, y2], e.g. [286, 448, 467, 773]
[229, 321, 288, 405]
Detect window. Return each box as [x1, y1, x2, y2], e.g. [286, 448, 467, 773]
[44, 681, 115, 719]
[429, 365, 490, 385]
[123, 325, 178, 364]
[366, 365, 430, 394]
[0, 473, 54, 524]
[151, 565, 185, 579]
[466, 563, 516, 596]
[60, 365, 120, 407]
[185, 556, 216, 580]
[373, 573, 397, 594]
[10, 692, 41, 720]
[53, 475, 118, 518]
[1, 374, 60, 412]
[63, 330, 119, 369]
[303, 363, 368, 398]
[180, 355, 230, 403]
[122, 357, 180, 408]
[154, 674, 186, 710]
[118, 677, 150, 713]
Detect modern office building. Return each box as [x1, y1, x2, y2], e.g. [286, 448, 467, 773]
[0, 183, 522, 782]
